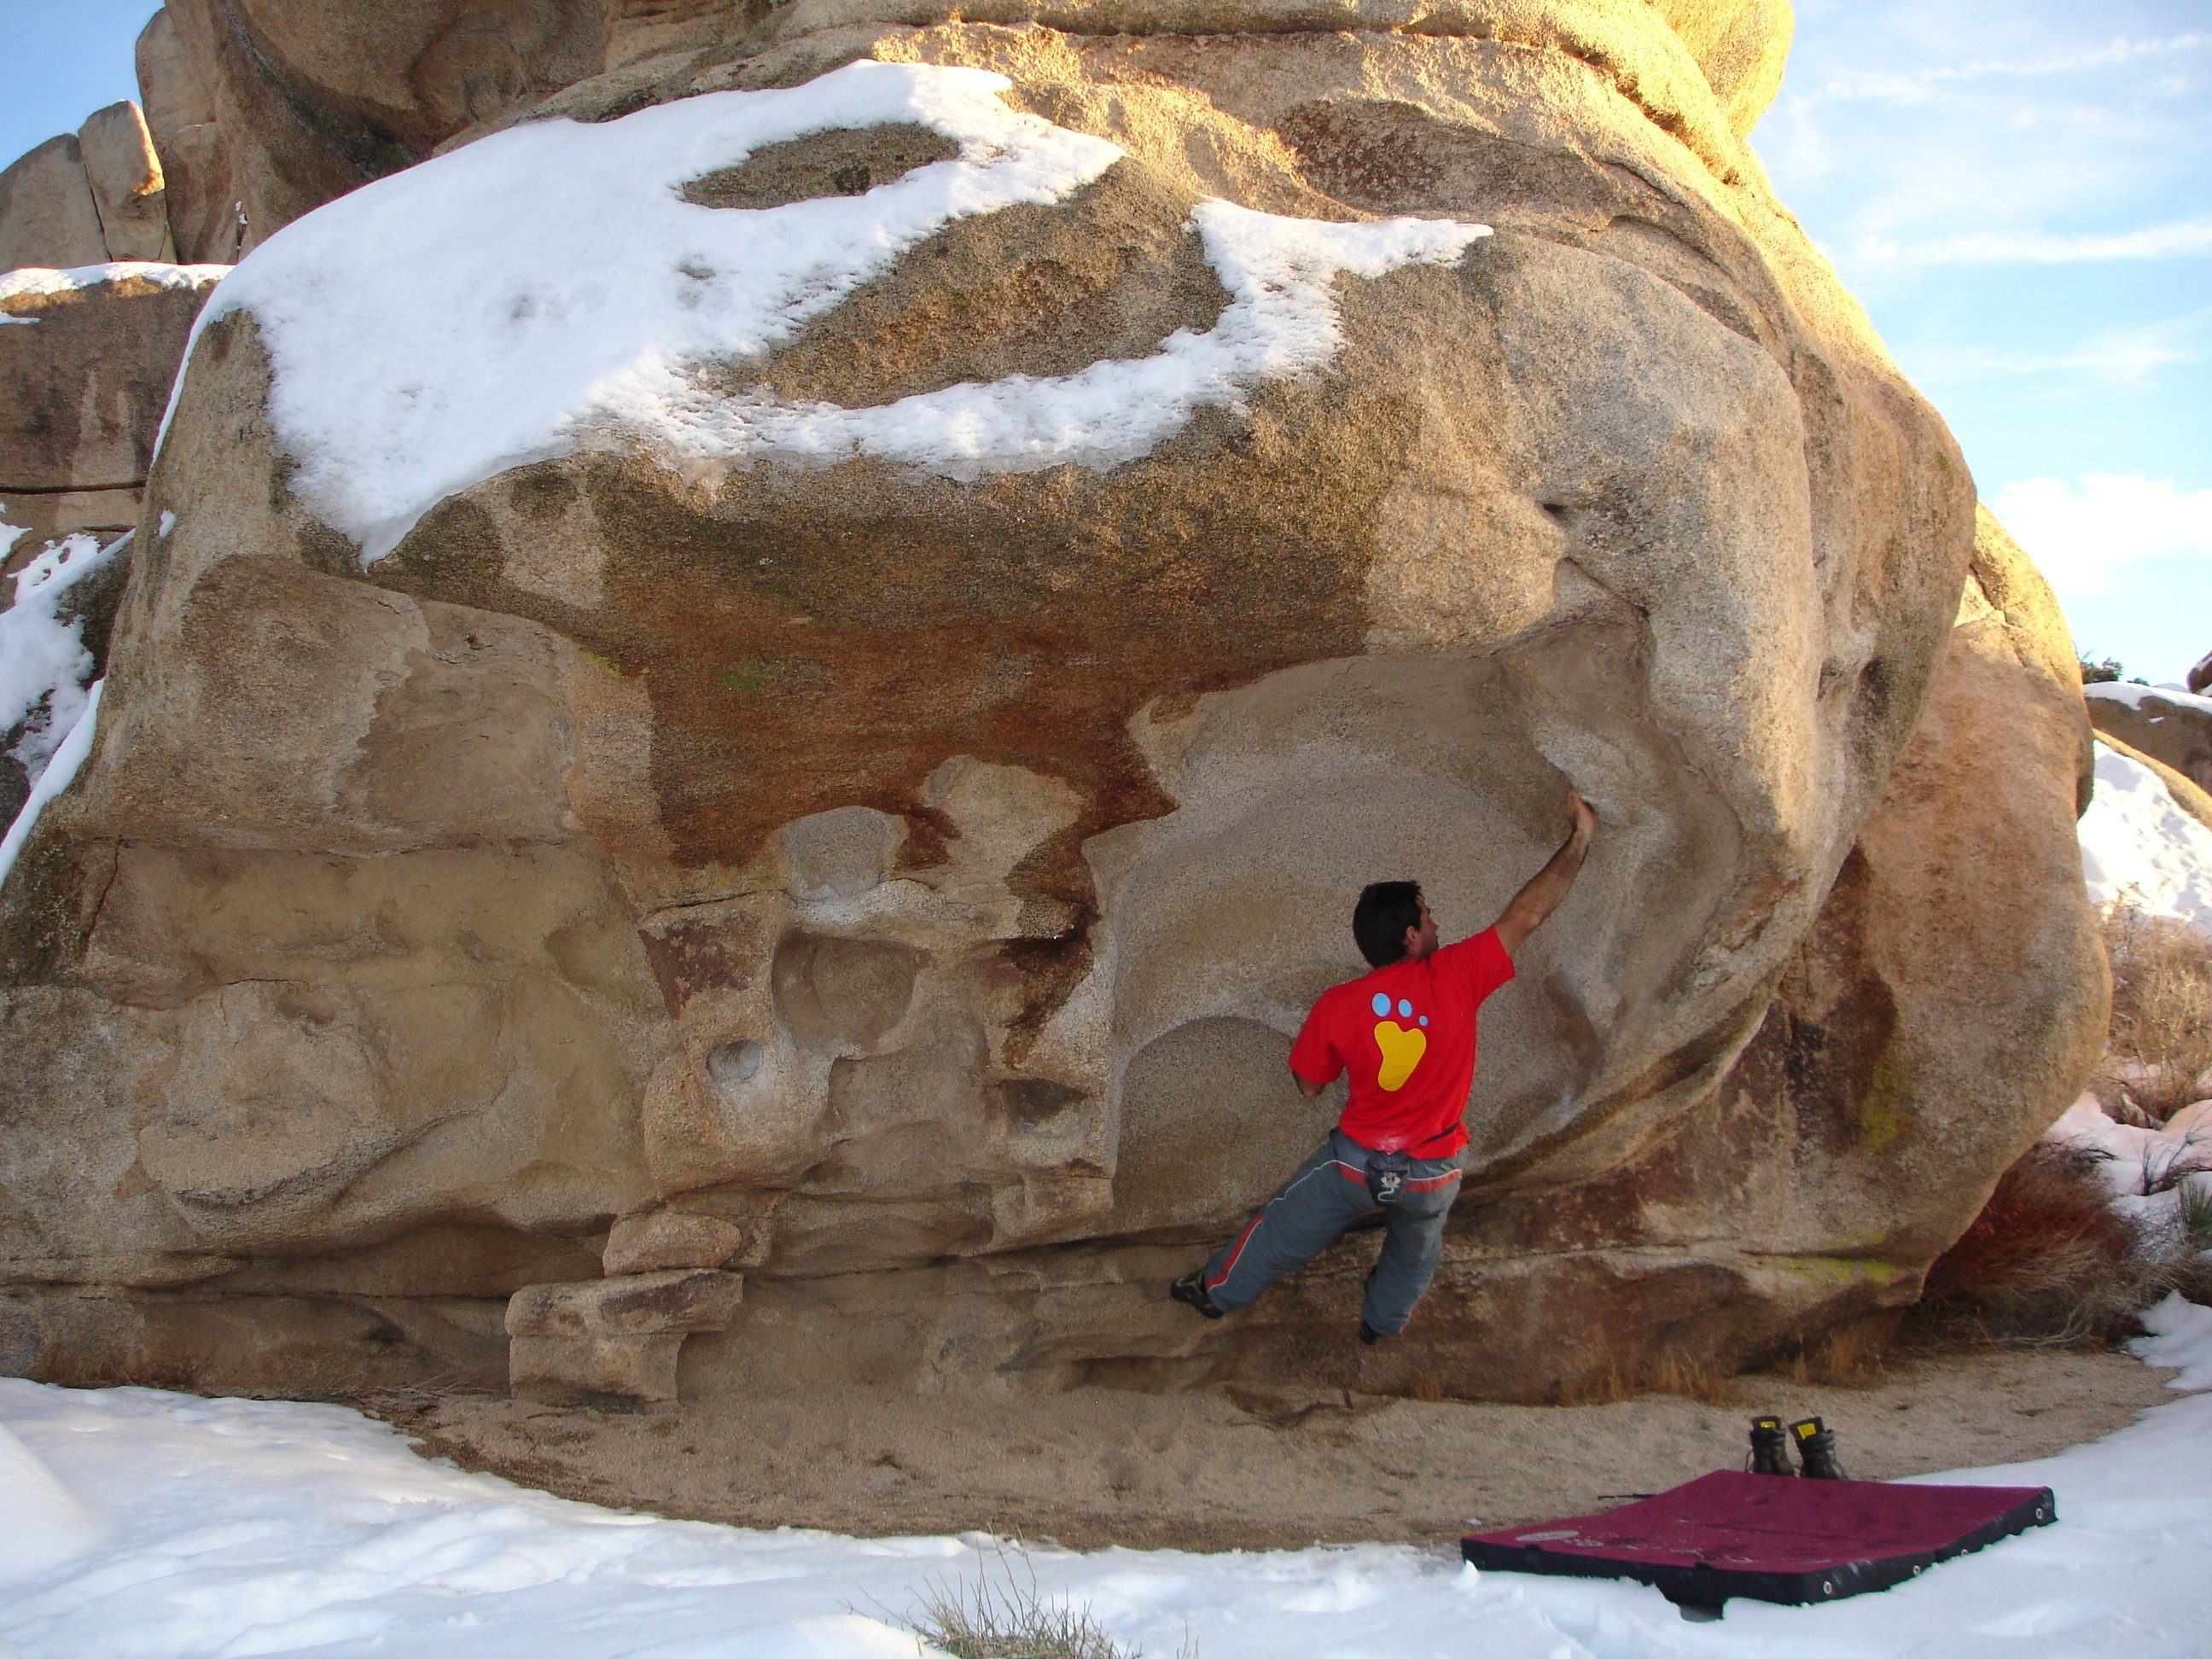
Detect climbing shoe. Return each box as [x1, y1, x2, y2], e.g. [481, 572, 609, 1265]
[1169, 1270, 1225, 1319]
[1746, 1415, 1795, 1476]
[1358, 1319, 1383, 1345]
[1790, 1416, 1847, 1480]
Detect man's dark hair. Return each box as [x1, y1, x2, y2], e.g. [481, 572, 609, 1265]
[1353, 881, 1424, 969]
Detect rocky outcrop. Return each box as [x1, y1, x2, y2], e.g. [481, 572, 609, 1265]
[0, 139, 111, 274]
[507, 1268, 742, 1406]
[131, 0, 627, 261]
[2087, 683, 2212, 798]
[77, 103, 175, 265]
[0, 3, 2110, 1405]
[1, 266, 224, 552]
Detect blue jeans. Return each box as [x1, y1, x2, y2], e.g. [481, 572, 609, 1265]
[1198, 1131, 1464, 1334]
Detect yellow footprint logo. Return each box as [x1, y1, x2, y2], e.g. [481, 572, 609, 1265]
[1372, 1021, 1427, 1091]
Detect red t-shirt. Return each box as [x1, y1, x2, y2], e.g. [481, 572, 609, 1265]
[1288, 928, 1516, 1155]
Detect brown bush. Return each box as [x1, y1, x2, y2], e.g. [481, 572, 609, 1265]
[1914, 1142, 2169, 1345]
[2099, 905, 2212, 1122]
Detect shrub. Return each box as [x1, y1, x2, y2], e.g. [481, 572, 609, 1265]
[907, 1546, 1190, 1659]
[1913, 1142, 2162, 1345]
[2099, 905, 2212, 1123]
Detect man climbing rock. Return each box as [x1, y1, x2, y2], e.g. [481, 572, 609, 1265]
[1172, 789, 1598, 1342]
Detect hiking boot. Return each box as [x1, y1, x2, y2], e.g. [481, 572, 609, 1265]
[1747, 1415, 1795, 1476]
[1790, 1417, 1846, 1480]
[1169, 1270, 1225, 1320]
[1358, 1319, 1383, 1345]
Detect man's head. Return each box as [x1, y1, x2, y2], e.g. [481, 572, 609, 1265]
[1353, 881, 1437, 969]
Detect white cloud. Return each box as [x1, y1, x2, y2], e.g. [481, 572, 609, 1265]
[1800, 32, 2209, 103]
[1853, 217, 2212, 267]
[1992, 474, 2212, 597]
[1910, 306, 2210, 381]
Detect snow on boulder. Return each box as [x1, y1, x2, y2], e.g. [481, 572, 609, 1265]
[2080, 742, 2212, 932]
[0, 530, 126, 888]
[184, 61, 1484, 564]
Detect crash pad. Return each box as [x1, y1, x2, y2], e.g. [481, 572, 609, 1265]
[1460, 1470, 2055, 1609]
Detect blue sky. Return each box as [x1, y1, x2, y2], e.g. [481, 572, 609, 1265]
[3, 0, 2205, 681]
[1761, 1, 2211, 683]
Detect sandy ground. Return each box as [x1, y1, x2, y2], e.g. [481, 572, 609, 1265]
[360, 1346, 2180, 1553]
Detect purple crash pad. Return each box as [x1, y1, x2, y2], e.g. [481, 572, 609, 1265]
[1461, 1470, 2055, 1609]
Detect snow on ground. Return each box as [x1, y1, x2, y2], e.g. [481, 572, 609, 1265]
[0, 527, 123, 888]
[2078, 741, 2212, 931]
[185, 60, 1487, 565]
[3, 1358, 2209, 1657]
[2133, 1294, 2212, 1391]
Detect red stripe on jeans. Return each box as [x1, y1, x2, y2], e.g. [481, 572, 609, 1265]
[1206, 1212, 1265, 1292]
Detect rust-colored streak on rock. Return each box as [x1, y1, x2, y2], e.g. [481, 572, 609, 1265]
[637, 921, 757, 1019]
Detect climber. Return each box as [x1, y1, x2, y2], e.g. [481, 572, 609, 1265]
[1171, 789, 1598, 1342]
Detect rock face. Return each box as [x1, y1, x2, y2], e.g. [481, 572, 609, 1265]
[0, 3, 2111, 1404]
[1, 267, 225, 553]
[2087, 684, 2212, 798]
[0, 138, 110, 274]
[77, 103, 175, 265]
[132, 0, 628, 261]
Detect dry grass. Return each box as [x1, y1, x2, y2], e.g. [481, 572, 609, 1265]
[1545, 1351, 1735, 1406]
[2098, 904, 2212, 1122]
[1775, 1315, 1895, 1388]
[904, 1545, 1193, 1659]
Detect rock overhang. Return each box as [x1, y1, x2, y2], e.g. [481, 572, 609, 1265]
[3, 0, 2104, 1406]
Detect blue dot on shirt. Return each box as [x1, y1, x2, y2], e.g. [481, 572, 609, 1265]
[1397, 998, 1413, 1019]
[1371, 992, 1390, 1016]
[1419, 1016, 1429, 1027]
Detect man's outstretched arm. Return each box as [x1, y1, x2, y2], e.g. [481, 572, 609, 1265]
[1492, 790, 1598, 956]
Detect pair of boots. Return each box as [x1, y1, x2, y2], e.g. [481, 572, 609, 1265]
[1747, 1414, 1847, 1480]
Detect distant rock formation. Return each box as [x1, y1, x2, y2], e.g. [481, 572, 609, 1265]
[2089, 684, 2212, 798]
[0, 2, 2111, 1407]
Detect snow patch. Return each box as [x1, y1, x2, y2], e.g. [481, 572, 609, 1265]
[0, 532, 123, 889]
[189, 60, 1487, 565]
[626, 200, 1489, 483]
[0, 261, 230, 305]
[0, 678, 103, 892]
[2043, 1091, 2212, 1260]
[2078, 741, 2212, 930]
[0, 1422, 106, 1585]
[0, 533, 119, 778]
[2130, 1292, 2212, 1389]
